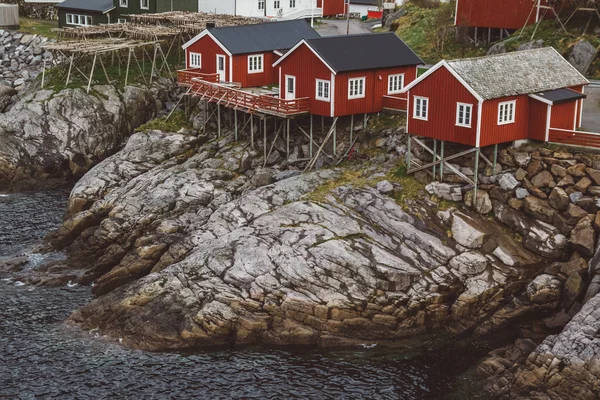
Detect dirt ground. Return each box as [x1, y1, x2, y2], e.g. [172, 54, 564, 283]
[582, 86, 600, 133]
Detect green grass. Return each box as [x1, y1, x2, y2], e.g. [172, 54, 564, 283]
[136, 110, 192, 133]
[18, 17, 59, 40]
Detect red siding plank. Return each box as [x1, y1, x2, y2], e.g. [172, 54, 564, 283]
[480, 95, 530, 147]
[186, 35, 230, 81]
[528, 98, 549, 142]
[456, 0, 548, 29]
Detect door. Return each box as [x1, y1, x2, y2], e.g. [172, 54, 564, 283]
[216, 55, 226, 82]
[285, 75, 296, 100]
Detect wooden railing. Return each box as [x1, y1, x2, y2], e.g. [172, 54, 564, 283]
[177, 69, 219, 85]
[382, 95, 407, 111]
[189, 78, 309, 117]
[548, 128, 600, 149]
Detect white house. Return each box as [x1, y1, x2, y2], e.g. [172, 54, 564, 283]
[349, 0, 378, 17]
[198, 0, 323, 20]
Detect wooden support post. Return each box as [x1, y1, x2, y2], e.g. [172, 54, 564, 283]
[41, 57, 46, 89]
[321, 115, 325, 134]
[87, 52, 97, 94]
[251, 114, 254, 149]
[150, 43, 157, 84]
[350, 114, 354, 144]
[333, 119, 337, 156]
[363, 113, 367, 129]
[407, 135, 412, 169]
[234, 110, 238, 141]
[440, 141, 445, 179]
[473, 148, 480, 206]
[432, 139, 437, 180]
[217, 103, 221, 138]
[263, 116, 267, 163]
[493, 143, 498, 174]
[309, 114, 314, 159]
[124, 49, 132, 87]
[66, 54, 74, 85]
[203, 101, 207, 134]
[286, 118, 290, 158]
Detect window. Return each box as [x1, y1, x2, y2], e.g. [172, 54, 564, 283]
[258, 0, 265, 9]
[248, 54, 264, 73]
[498, 100, 516, 125]
[316, 79, 330, 102]
[66, 13, 92, 26]
[118, 18, 127, 23]
[413, 96, 429, 120]
[189, 52, 201, 68]
[388, 74, 404, 94]
[348, 77, 365, 99]
[140, 0, 149, 9]
[290, 0, 296, 7]
[119, 0, 128, 7]
[456, 103, 473, 128]
[274, 0, 280, 7]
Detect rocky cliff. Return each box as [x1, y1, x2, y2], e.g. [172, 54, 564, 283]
[0, 80, 176, 191]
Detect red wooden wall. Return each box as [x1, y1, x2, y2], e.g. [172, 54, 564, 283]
[322, 0, 346, 16]
[480, 95, 530, 147]
[277, 43, 334, 116]
[232, 52, 280, 88]
[550, 101, 578, 130]
[528, 98, 549, 142]
[456, 0, 546, 29]
[407, 66, 478, 146]
[186, 35, 230, 81]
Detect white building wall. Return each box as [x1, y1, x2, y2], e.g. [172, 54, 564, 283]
[198, 0, 236, 15]
[349, 4, 376, 17]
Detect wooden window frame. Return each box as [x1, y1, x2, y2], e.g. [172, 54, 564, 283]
[456, 102, 473, 128]
[315, 79, 331, 102]
[66, 13, 92, 26]
[119, 0, 128, 7]
[348, 77, 365, 100]
[258, 0, 265, 10]
[248, 54, 264, 74]
[387, 73, 404, 95]
[140, 0, 149, 10]
[498, 100, 516, 125]
[189, 52, 202, 68]
[413, 96, 429, 121]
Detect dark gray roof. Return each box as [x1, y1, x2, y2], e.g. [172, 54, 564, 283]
[209, 20, 320, 55]
[305, 33, 424, 73]
[534, 88, 586, 104]
[56, 0, 114, 12]
[448, 47, 589, 100]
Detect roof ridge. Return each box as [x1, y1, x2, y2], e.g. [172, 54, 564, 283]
[209, 19, 307, 30]
[307, 32, 395, 41]
[448, 46, 554, 64]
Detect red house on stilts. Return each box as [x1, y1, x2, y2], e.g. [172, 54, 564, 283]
[401, 47, 590, 194]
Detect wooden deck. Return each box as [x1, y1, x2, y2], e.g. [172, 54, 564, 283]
[549, 128, 600, 149]
[382, 95, 408, 112]
[178, 69, 310, 118]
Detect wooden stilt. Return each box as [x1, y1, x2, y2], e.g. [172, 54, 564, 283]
[493, 143, 498, 174]
[234, 110, 238, 141]
[350, 114, 354, 145]
[263, 116, 267, 162]
[333, 119, 337, 156]
[203, 101, 207, 134]
[440, 141, 445, 179]
[87, 52, 97, 94]
[41, 57, 46, 89]
[124, 49, 132, 87]
[407, 135, 412, 170]
[321, 115, 325, 134]
[473, 148, 480, 206]
[286, 118, 290, 158]
[363, 113, 367, 129]
[309, 114, 314, 159]
[432, 139, 437, 179]
[251, 114, 254, 149]
[66, 54, 74, 85]
[217, 103, 221, 138]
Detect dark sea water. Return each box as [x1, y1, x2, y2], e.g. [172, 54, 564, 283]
[0, 190, 499, 399]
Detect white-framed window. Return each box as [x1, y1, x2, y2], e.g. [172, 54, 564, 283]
[119, 0, 128, 7]
[388, 73, 404, 95]
[189, 52, 201, 68]
[274, 0, 280, 8]
[456, 102, 473, 128]
[258, 0, 265, 9]
[413, 96, 429, 120]
[498, 100, 516, 125]
[248, 54, 264, 73]
[66, 13, 92, 26]
[348, 77, 365, 99]
[140, 0, 149, 9]
[118, 18, 127, 23]
[315, 79, 330, 102]
[290, 0, 296, 7]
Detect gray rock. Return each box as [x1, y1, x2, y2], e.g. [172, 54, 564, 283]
[568, 40, 598, 76]
[452, 213, 486, 249]
[376, 180, 394, 194]
[487, 42, 506, 55]
[515, 188, 530, 199]
[517, 40, 544, 51]
[425, 182, 463, 202]
[498, 173, 519, 191]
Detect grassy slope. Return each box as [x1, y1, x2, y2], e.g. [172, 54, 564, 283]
[392, 2, 600, 78]
[18, 17, 59, 40]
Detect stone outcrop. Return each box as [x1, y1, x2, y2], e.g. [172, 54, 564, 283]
[0, 30, 53, 89]
[0, 80, 176, 191]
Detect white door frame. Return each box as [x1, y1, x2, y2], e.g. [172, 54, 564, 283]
[285, 75, 296, 100]
[216, 55, 226, 82]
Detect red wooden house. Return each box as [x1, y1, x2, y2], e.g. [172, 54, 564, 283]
[319, 0, 346, 16]
[401, 47, 588, 149]
[455, 0, 551, 30]
[273, 33, 424, 117]
[181, 20, 320, 87]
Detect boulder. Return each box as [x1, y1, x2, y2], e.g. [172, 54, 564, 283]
[569, 216, 596, 257]
[556, 175, 575, 188]
[425, 182, 463, 202]
[564, 203, 589, 225]
[550, 164, 567, 178]
[376, 180, 394, 195]
[587, 168, 600, 185]
[574, 176, 592, 193]
[515, 168, 527, 181]
[567, 163, 587, 177]
[548, 187, 570, 211]
[530, 170, 554, 188]
[498, 173, 519, 191]
[526, 159, 544, 178]
[514, 152, 531, 168]
[526, 274, 561, 304]
[523, 196, 556, 223]
[487, 42, 507, 55]
[568, 40, 599, 75]
[576, 197, 597, 214]
[451, 213, 486, 249]
[449, 251, 488, 276]
[515, 188, 530, 199]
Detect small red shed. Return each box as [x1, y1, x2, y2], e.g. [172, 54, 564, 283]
[402, 47, 588, 148]
[320, 0, 347, 16]
[181, 20, 320, 88]
[273, 33, 424, 117]
[455, 0, 551, 30]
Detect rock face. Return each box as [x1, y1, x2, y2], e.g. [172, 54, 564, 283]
[24, 131, 557, 351]
[0, 81, 175, 190]
[568, 40, 598, 76]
